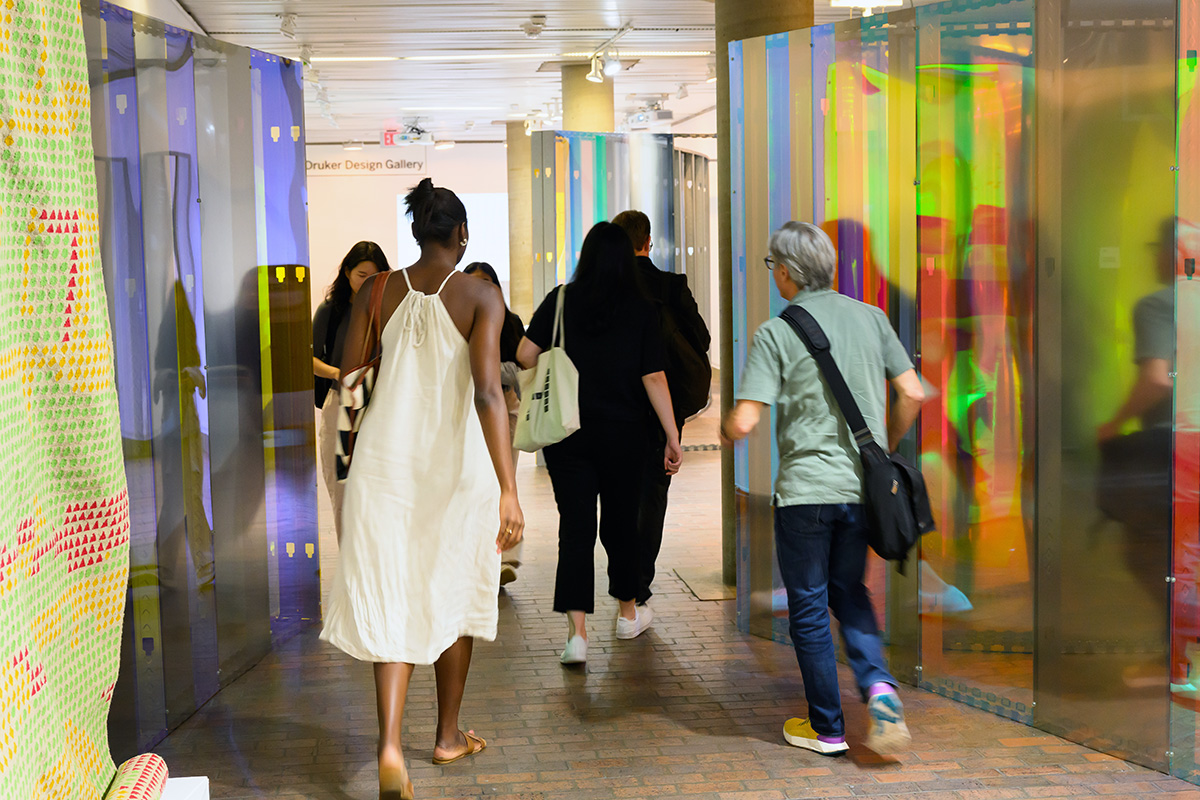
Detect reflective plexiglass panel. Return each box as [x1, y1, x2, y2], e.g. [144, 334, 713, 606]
[917, 0, 1035, 723]
[84, 0, 315, 757]
[1174, 0, 1200, 781]
[730, 14, 919, 660]
[731, 0, 1191, 774]
[531, 131, 681, 303]
[1035, 0, 1174, 769]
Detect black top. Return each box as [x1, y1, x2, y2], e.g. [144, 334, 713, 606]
[500, 309, 526, 364]
[312, 299, 351, 407]
[526, 285, 666, 425]
[637, 256, 711, 355]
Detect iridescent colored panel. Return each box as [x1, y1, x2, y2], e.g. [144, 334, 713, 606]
[1035, 0, 1174, 768]
[85, 1, 167, 758]
[1174, 0, 1200, 781]
[192, 35, 272, 688]
[253, 53, 319, 636]
[84, 0, 313, 754]
[916, 0, 1035, 723]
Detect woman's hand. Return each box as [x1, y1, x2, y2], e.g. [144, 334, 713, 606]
[496, 490, 525, 553]
[664, 437, 682, 475]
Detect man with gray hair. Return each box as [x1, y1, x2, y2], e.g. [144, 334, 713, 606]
[721, 221, 925, 756]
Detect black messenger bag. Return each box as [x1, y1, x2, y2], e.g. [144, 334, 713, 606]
[780, 305, 935, 572]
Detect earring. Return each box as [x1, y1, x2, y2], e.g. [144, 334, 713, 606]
[460, 238, 468, 246]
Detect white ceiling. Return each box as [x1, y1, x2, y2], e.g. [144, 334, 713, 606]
[176, 1, 929, 144]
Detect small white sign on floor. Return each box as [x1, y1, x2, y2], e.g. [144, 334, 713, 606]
[162, 777, 209, 800]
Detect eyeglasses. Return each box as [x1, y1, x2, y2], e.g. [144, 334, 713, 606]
[763, 256, 775, 271]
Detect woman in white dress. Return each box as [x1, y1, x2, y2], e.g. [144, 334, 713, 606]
[321, 179, 524, 800]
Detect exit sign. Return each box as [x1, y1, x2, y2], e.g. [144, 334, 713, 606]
[382, 130, 432, 146]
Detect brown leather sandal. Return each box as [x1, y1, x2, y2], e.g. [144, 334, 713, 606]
[379, 763, 414, 800]
[431, 730, 487, 765]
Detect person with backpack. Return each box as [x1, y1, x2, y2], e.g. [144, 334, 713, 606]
[612, 210, 711, 610]
[720, 221, 924, 756]
[517, 222, 682, 666]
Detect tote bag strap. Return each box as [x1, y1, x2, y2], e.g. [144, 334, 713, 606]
[551, 284, 566, 350]
[353, 271, 391, 368]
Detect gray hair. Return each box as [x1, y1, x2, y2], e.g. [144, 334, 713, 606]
[769, 221, 836, 291]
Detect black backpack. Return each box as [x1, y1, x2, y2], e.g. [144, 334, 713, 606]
[659, 279, 711, 423]
[780, 305, 935, 571]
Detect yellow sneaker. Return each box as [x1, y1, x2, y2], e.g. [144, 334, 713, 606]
[783, 718, 849, 755]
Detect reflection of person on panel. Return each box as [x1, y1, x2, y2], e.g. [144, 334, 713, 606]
[1095, 219, 1181, 695]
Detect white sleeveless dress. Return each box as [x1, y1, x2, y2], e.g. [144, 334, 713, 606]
[321, 270, 501, 664]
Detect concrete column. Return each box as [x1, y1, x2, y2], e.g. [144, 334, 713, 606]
[561, 63, 614, 132]
[506, 121, 534, 321]
[715, 0, 814, 586]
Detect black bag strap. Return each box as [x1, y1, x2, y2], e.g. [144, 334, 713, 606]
[779, 305, 878, 451]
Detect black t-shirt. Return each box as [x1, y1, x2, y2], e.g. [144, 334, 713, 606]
[526, 285, 667, 425]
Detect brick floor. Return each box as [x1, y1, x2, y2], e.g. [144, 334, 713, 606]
[152, 405, 1198, 799]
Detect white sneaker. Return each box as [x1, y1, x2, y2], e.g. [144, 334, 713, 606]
[865, 692, 911, 755]
[615, 606, 653, 640]
[560, 635, 588, 665]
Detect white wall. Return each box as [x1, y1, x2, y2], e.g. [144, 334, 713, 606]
[306, 142, 508, 313]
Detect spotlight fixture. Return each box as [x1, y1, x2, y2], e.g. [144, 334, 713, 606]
[603, 50, 622, 77]
[434, 141, 455, 150]
[279, 13, 298, 40]
[520, 14, 547, 39]
[586, 56, 604, 83]
[706, 63, 717, 83]
[524, 119, 534, 136]
[676, 83, 689, 100]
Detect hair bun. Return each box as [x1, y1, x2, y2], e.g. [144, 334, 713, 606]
[405, 180, 468, 246]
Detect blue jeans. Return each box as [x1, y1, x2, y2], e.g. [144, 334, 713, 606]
[775, 503, 895, 737]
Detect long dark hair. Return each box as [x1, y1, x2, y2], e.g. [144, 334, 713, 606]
[464, 261, 524, 362]
[464, 261, 503, 293]
[326, 241, 391, 315]
[405, 178, 467, 246]
[569, 222, 643, 327]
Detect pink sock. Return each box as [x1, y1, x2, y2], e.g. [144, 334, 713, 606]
[868, 682, 896, 698]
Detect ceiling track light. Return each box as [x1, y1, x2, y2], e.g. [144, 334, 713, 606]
[521, 14, 547, 39]
[603, 49, 622, 77]
[676, 83, 689, 100]
[278, 13, 298, 40]
[706, 63, 717, 83]
[586, 56, 604, 83]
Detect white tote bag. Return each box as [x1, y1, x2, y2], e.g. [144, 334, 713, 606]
[513, 286, 580, 452]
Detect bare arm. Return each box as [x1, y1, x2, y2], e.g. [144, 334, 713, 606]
[887, 368, 925, 452]
[516, 336, 542, 370]
[1099, 358, 1173, 440]
[313, 357, 340, 380]
[469, 287, 525, 552]
[642, 371, 682, 474]
[720, 400, 765, 445]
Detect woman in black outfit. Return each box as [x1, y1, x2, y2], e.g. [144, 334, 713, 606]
[313, 241, 391, 541]
[464, 261, 526, 586]
[517, 222, 682, 666]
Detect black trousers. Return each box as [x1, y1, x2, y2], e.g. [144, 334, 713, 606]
[545, 421, 647, 614]
[636, 425, 676, 604]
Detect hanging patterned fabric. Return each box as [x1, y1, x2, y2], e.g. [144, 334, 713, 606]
[0, 1, 131, 798]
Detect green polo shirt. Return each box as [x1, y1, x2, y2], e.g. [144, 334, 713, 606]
[735, 288, 914, 506]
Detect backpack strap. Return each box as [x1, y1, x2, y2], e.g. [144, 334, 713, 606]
[779, 304, 876, 450]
